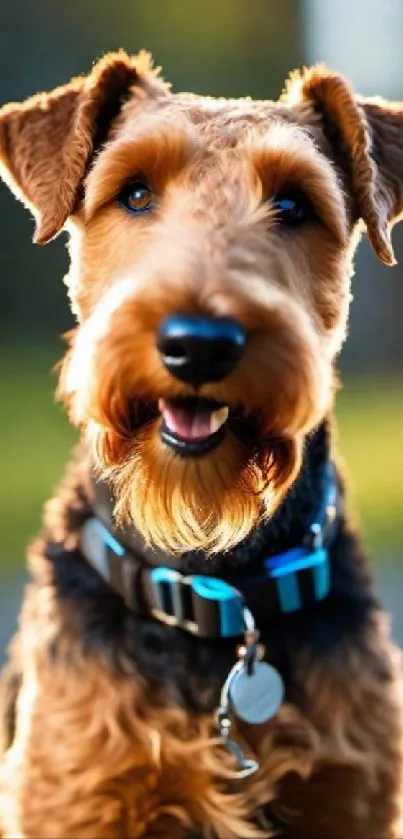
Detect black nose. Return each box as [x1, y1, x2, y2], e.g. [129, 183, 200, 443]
[157, 314, 246, 385]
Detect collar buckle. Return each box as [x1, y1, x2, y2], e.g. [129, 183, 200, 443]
[148, 568, 245, 638]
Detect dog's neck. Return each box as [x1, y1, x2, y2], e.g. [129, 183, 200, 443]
[78, 420, 345, 638]
[88, 419, 335, 576]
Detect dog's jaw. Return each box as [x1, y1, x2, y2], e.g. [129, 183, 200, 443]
[91, 418, 301, 555]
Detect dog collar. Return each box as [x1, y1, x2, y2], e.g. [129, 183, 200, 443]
[80, 460, 341, 639]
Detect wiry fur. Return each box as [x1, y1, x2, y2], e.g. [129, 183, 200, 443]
[1, 51, 403, 837]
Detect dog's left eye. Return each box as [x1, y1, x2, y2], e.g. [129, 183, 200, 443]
[272, 190, 316, 227]
[118, 181, 153, 214]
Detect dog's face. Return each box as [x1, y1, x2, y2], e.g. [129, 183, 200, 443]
[64, 81, 351, 555]
[1, 52, 401, 554]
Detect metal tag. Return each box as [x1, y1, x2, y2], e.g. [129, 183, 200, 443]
[229, 661, 284, 725]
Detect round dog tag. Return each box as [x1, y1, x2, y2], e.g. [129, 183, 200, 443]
[229, 661, 284, 725]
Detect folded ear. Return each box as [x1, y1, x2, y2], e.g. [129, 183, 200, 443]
[283, 63, 403, 266]
[0, 50, 152, 244]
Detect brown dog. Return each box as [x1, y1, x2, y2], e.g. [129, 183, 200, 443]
[0, 50, 402, 838]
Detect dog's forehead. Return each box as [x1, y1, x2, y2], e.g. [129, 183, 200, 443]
[118, 88, 315, 150]
[174, 92, 296, 134]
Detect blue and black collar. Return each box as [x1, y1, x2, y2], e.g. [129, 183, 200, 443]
[80, 447, 342, 640]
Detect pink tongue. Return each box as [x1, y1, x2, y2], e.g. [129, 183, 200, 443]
[162, 404, 212, 441]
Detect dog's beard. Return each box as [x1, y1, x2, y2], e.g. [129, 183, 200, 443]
[91, 421, 301, 555]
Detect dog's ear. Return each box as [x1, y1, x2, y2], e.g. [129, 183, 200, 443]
[283, 63, 403, 266]
[0, 50, 151, 244]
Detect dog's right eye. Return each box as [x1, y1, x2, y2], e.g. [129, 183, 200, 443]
[118, 181, 153, 214]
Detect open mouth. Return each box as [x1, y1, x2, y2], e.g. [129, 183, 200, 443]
[158, 397, 229, 456]
[125, 396, 262, 457]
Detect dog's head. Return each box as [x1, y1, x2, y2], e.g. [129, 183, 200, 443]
[1, 52, 402, 554]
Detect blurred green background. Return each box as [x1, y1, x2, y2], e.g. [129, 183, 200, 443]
[0, 0, 402, 582]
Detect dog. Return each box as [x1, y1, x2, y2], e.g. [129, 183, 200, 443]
[0, 49, 402, 838]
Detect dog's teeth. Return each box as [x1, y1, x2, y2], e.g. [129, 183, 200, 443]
[158, 398, 167, 414]
[209, 406, 229, 434]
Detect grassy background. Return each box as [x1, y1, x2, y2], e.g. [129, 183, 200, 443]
[1, 353, 402, 577]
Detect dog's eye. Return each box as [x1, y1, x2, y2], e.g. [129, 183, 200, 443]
[272, 190, 316, 227]
[118, 181, 153, 214]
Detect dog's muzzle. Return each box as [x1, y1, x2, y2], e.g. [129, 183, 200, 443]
[156, 313, 246, 455]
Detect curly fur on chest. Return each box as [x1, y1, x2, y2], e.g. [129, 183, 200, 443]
[1, 438, 402, 839]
